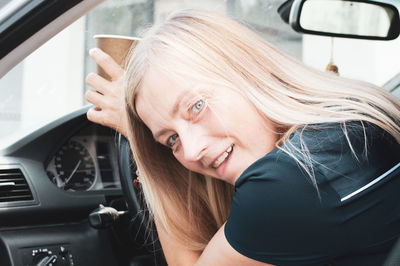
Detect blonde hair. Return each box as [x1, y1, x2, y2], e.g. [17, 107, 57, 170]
[124, 9, 400, 250]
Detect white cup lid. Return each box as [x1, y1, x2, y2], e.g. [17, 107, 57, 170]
[93, 34, 141, 41]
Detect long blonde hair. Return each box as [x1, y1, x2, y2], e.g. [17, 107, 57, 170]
[124, 9, 400, 250]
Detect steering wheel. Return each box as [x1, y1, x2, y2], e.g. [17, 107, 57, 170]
[117, 134, 149, 244]
[117, 134, 167, 265]
[118, 135, 141, 212]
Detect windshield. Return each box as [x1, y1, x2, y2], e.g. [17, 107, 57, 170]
[0, 0, 399, 148]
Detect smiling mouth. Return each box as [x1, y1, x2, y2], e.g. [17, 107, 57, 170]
[212, 144, 234, 168]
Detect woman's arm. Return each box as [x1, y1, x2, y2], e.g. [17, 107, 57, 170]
[85, 50, 199, 264]
[195, 223, 273, 266]
[155, 219, 201, 265]
[155, 220, 271, 266]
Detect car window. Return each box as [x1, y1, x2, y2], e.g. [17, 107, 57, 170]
[0, 0, 399, 147]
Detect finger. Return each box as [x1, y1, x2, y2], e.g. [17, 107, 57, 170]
[86, 72, 110, 95]
[85, 89, 107, 108]
[89, 48, 124, 81]
[87, 107, 107, 126]
[87, 107, 119, 132]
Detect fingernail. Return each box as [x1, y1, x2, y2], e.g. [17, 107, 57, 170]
[89, 48, 99, 56]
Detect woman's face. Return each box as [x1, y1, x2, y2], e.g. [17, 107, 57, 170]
[136, 67, 277, 185]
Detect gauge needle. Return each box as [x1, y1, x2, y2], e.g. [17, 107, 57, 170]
[64, 160, 82, 186]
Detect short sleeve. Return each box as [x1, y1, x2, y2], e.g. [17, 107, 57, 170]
[224, 153, 346, 265]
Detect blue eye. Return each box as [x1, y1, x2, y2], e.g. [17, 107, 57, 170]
[191, 99, 204, 113]
[167, 134, 179, 147]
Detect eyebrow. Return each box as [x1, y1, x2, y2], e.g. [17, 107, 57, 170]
[153, 90, 189, 141]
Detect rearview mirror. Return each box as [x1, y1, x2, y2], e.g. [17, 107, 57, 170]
[289, 0, 400, 40]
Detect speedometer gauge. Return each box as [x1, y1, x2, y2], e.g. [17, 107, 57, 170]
[50, 140, 96, 191]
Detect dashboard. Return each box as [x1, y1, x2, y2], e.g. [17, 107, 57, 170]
[0, 106, 125, 266]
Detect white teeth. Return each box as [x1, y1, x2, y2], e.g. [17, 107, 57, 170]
[227, 145, 232, 153]
[212, 144, 233, 168]
[213, 152, 228, 168]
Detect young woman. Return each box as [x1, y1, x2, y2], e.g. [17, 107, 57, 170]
[85, 9, 400, 266]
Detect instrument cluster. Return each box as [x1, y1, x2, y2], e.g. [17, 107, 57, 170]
[45, 124, 120, 192]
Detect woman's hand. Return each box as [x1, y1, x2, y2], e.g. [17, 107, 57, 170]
[85, 48, 128, 137]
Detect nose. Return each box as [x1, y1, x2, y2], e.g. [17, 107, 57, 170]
[178, 125, 207, 162]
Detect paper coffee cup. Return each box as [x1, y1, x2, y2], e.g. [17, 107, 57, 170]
[94, 34, 140, 80]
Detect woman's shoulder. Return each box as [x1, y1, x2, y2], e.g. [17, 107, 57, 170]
[226, 131, 344, 265]
[289, 121, 393, 155]
[235, 121, 399, 188]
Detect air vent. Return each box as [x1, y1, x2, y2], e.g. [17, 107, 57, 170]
[0, 169, 33, 202]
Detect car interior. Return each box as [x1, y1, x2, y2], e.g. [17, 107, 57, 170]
[0, 0, 399, 265]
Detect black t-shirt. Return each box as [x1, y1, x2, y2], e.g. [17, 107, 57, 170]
[224, 122, 400, 265]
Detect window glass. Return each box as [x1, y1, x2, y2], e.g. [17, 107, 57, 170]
[0, 16, 86, 145]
